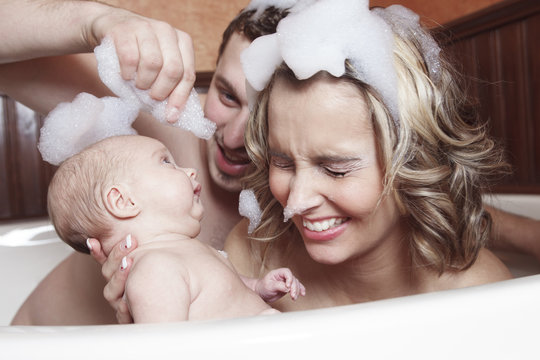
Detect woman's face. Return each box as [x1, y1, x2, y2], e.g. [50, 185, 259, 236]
[267, 75, 403, 265]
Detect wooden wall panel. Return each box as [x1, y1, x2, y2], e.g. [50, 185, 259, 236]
[525, 15, 540, 184]
[372, 0, 504, 25]
[0, 98, 54, 220]
[441, 0, 540, 192]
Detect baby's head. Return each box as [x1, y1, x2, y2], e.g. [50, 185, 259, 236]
[48, 135, 203, 254]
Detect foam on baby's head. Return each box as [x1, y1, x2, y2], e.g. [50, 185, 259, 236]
[241, 0, 442, 125]
[38, 37, 216, 166]
[238, 189, 262, 234]
[38, 93, 138, 165]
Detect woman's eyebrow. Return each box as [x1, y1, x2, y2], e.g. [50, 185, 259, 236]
[316, 155, 364, 163]
[269, 150, 364, 164]
[268, 150, 290, 158]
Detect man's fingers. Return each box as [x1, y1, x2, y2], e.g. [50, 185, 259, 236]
[164, 30, 196, 122]
[133, 26, 163, 90]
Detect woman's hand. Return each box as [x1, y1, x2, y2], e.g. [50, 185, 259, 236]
[88, 6, 196, 121]
[87, 235, 137, 324]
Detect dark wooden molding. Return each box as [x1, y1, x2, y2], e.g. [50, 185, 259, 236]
[436, 0, 540, 43]
[195, 71, 213, 92]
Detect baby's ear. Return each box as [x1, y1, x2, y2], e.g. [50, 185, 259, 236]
[104, 184, 140, 219]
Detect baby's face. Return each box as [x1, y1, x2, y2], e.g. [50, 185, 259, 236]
[127, 136, 204, 237]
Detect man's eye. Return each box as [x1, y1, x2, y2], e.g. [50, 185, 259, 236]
[220, 90, 237, 105]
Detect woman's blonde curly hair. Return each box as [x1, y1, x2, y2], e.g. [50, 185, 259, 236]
[242, 22, 509, 274]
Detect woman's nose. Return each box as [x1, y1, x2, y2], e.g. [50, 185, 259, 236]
[285, 172, 323, 216]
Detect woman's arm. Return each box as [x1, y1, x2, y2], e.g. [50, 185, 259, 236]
[487, 205, 540, 261]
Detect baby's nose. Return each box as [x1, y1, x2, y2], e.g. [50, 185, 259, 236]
[184, 168, 197, 179]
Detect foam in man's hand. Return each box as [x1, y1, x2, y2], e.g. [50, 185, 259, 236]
[38, 37, 216, 165]
[95, 37, 216, 139]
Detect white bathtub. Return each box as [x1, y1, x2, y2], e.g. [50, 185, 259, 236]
[1, 194, 539, 359]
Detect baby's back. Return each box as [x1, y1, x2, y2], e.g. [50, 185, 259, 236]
[128, 238, 275, 322]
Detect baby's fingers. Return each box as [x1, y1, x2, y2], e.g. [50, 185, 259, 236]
[289, 278, 306, 300]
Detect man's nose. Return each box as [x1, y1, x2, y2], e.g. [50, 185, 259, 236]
[222, 107, 249, 150]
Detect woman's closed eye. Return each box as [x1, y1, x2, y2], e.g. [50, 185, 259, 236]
[320, 160, 366, 178]
[270, 156, 294, 170]
[322, 167, 349, 178]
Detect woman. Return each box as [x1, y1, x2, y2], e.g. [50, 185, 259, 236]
[223, 0, 512, 311]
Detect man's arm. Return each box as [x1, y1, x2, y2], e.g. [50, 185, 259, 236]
[1, 0, 195, 114]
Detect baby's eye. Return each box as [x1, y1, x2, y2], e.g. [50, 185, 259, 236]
[161, 156, 174, 166]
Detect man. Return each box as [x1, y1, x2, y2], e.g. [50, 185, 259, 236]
[2, 2, 288, 325]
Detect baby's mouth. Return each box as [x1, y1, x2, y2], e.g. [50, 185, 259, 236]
[194, 184, 202, 199]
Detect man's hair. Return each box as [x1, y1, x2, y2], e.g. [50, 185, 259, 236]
[217, 6, 289, 61]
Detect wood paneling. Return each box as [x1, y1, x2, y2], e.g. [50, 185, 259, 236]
[0, 97, 55, 220]
[372, 0, 504, 25]
[440, 0, 540, 192]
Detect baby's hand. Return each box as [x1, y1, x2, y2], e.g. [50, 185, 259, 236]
[256, 268, 306, 303]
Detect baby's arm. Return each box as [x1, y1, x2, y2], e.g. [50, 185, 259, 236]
[125, 253, 191, 323]
[241, 268, 306, 303]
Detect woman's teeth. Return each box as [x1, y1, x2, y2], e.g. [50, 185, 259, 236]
[303, 217, 346, 232]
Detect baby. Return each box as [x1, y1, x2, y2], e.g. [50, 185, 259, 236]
[47, 135, 305, 323]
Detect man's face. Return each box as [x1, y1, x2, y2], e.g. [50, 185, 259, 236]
[204, 33, 252, 192]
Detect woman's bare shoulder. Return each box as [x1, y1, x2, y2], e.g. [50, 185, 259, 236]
[223, 219, 260, 277]
[434, 248, 513, 291]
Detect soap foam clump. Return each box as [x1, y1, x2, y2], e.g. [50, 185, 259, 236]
[95, 37, 216, 139]
[38, 93, 138, 165]
[39, 37, 216, 165]
[373, 5, 441, 81]
[238, 189, 263, 234]
[241, 0, 398, 122]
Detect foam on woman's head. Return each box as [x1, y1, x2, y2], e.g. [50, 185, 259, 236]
[241, 0, 442, 125]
